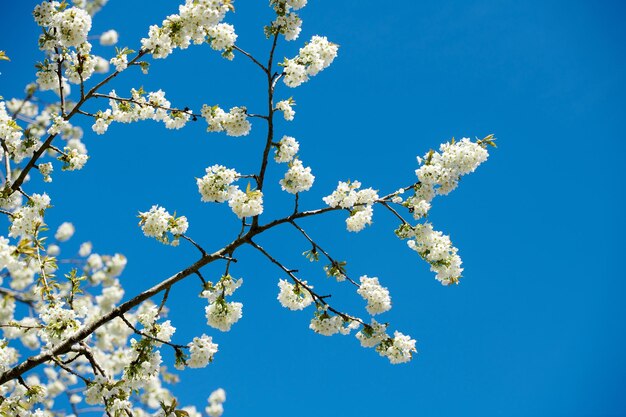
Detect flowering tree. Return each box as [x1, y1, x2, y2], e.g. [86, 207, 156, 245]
[0, 0, 496, 416]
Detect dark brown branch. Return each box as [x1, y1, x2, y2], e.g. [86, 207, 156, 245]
[157, 287, 170, 315]
[0, 201, 345, 385]
[232, 45, 268, 73]
[180, 235, 207, 256]
[379, 201, 409, 225]
[9, 50, 148, 194]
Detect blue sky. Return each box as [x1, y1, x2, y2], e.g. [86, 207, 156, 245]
[2, 1, 626, 416]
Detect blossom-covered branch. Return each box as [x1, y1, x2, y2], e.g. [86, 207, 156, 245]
[0, 0, 495, 415]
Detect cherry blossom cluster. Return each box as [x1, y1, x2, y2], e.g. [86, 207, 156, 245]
[228, 187, 264, 219]
[141, 0, 235, 59]
[405, 137, 490, 219]
[185, 335, 219, 369]
[282, 36, 339, 87]
[5, 98, 89, 179]
[357, 276, 392, 315]
[274, 135, 299, 162]
[280, 159, 315, 194]
[94, 88, 192, 133]
[8, 193, 51, 239]
[201, 105, 251, 137]
[58, 146, 89, 170]
[395, 222, 464, 285]
[272, 258, 412, 364]
[138, 205, 189, 246]
[196, 165, 264, 218]
[277, 279, 314, 310]
[33, 2, 92, 49]
[100, 29, 119, 46]
[197, 164, 240, 203]
[32, 2, 116, 96]
[109, 47, 131, 72]
[266, 0, 308, 42]
[0, 0, 497, 414]
[202, 274, 244, 332]
[355, 320, 416, 364]
[54, 222, 75, 241]
[309, 306, 360, 336]
[0, 220, 200, 416]
[275, 98, 296, 121]
[323, 180, 380, 232]
[206, 388, 227, 417]
[0, 102, 27, 161]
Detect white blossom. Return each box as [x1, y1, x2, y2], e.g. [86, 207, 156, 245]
[356, 319, 389, 348]
[34, 4, 92, 49]
[377, 331, 417, 364]
[207, 23, 237, 59]
[279, 159, 314, 194]
[59, 147, 88, 171]
[109, 53, 128, 72]
[39, 162, 53, 183]
[275, 99, 296, 121]
[197, 165, 239, 203]
[228, 188, 263, 218]
[79, 242, 92, 257]
[287, 0, 308, 9]
[201, 275, 243, 303]
[345, 205, 373, 232]
[205, 300, 243, 332]
[39, 303, 79, 347]
[53, 7, 92, 48]
[309, 313, 344, 336]
[410, 138, 489, 219]
[206, 388, 226, 417]
[357, 276, 391, 315]
[277, 279, 313, 310]
[201, 105, 251, 136]
[9, 193, 51, 238]
[54, 222, 75, 242]
[138, 205, 188, 245]
[274, 135, 299, 163]
[99, 29, 118, 46]
[272, 13, 302, 41]
[283, 36, 338, 87]
[406, 222, 463, 285]
[324, 181, 378, 232]
[47, 115, 69, 136]
[92, 110, 112, 134]
[47, 244, 60, 257]
[0, 340, 19, 373]
[93, 56, 110, 73]
[141, 0, 233, 59]
[187, 335, 218, 368]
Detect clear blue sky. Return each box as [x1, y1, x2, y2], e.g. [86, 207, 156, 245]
[2, 1, 626, 416]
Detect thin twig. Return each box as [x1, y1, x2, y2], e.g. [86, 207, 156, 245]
[379, 201, 409, 225]
[52, 357, 91, 384]
[119, 314, 187, 350]
[157, 287, 170, 315]
[248, 240, 365, 325]
[232, 45, 268, 73]
[93, 93, 200, 118]
[289, 220, 360, 287]
[180, 235, 207, 256]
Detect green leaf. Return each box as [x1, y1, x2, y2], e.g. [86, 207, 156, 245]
[477, 133, 497, 148]
[0, 51, 9, 62]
